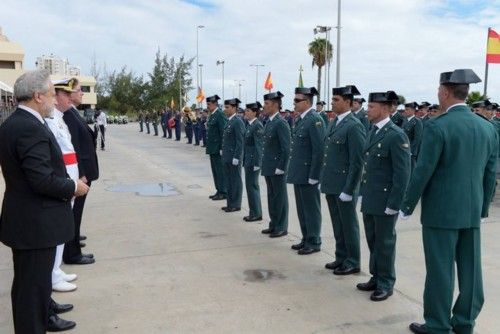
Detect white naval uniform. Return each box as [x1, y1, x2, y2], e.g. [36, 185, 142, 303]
[45, 108, 79, 285]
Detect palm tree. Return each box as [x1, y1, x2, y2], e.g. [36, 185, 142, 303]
[466, 91, 487, 106]
[308, 38, 333, 98]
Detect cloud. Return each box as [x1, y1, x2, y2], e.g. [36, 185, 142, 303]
[1, 0, 498, 107]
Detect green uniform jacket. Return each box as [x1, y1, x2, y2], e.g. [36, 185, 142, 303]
[360, 121, 411, 215]
[390, 112, 406, 128]
[402, 116, 423, 158]
[287, 110, 325, 184]
[353, 108, 371, 132]
[320, 113, 366, 195]
[319, 111, 329, 126]
[492, 116, 500, 157]
[261, 114, 291, 177]
[221, 115, 245, 164]
[402, 105, 498, 228]
[243, 119, 263, 168]
[205, 108, 227, 155]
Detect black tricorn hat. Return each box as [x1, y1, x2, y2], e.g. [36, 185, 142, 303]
[440, 69, 481, 85]
[419, 102, 431, 108]
[368, 91, 399, 104]
[224, 98, 241, 106]
[246, 101, 262, 110]
[354, 97, 366, 103]
[316, 101, 326, 106]
[332, 85, 361, 97]
[405, 102, 419, 109]
[429, 104, 440, 110]
[295, 87, 319, 96]
[264, 91, 284, 101]
[206, 95, 221, 103]
[472, 100, 492, 108]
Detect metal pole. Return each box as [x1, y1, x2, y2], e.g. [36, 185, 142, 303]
[222, 62, 225, 102]
[196, 27, 199, 99]
[336, 0, 341, 86]
[255, 66, 259, 100]
[179, 69, 182, 109]
[324, 34, 327, 103]
[484, 27, 491, 97]
[327, 29, 331, 108]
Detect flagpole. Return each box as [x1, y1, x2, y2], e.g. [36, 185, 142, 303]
[484, 27, 491, 97]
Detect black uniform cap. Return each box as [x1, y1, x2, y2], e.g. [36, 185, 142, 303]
[224, 98, 241, 106]
[263, 91, 284, 101]
[332, 85, 361, 97]
[295, 87, 319, 96]
[439, 69, 481, 85]
[419, 102, 431, 108]
[316, 101, 326, 106]
[368, 91, 399, 104]
[354, 97, 366, 103]
[206, 95, 221, 103]
[472, 100, 492, 108]
[246, 101, 262, 110]
[405, 102, 419, 109]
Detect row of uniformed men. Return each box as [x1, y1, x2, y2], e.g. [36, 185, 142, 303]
[203, 68, 498, 334]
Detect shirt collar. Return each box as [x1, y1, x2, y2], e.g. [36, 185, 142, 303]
[248, 118, 256, 125]
[375, 116, 391, 130]
[407, 115, 415, 121]
[18, 105, 45, 124]
[269, 111, 280, 121]
[300, 106, 314, 119]
[228, 113, 236, 121]
[446, 102, 467, 113]
[336, 111, 351, 123]
[353, 108, 362, 114]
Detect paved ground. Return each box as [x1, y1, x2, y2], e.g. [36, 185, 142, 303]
[1, 123, 499, 333]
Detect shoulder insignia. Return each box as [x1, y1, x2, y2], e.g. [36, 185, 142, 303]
[401, 143, 409, 148]
[315, 121, 323, 127]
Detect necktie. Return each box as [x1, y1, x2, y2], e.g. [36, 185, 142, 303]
[369, 125, 378, 143]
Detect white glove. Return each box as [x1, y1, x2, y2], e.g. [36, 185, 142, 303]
[399, 210, 410, 220]
[275, 168, 285, 175]
[308, 178, 319, 185]
[232, 158, 239, 166]
[339, 192, 353, 202]
[253, 166, 260, 171]
[219, 150, 222, 156]
[358, 196, 362, 205]
[384, 207, 398, 215]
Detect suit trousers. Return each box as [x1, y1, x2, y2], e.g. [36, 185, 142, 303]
[326, 194, 360, 267]
[244, 167, 262, 218]
[362, 213, 397, 290]
[422, 227, 483, 334]
[293, 184, 322, 249]
[265, 175, 289, 233]
[11, 247, 55, 334]
[224, 162, 243, 209]
[210, 154, 227, 195]
[64, 181, 91, 262]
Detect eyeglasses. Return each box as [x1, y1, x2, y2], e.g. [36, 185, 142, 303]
[293, 98, 308, 103]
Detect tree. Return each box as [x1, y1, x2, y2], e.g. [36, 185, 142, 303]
[397, 95, 406, 105]
[308, 38, 333, 98]
[466, 91, 486, 106]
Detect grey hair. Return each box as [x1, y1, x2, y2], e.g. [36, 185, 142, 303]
[14, 69, 51, 102]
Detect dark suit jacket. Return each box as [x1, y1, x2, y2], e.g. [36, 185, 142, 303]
[63, 107, 99, 181]
[0, 108, 76, 249]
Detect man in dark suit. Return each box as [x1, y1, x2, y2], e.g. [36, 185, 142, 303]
[63, 78, 99, 265]
[0, 70, 89, 333]
[402, 69, 497, 334]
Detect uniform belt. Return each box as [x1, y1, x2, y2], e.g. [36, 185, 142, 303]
[63, 153, 78, 165]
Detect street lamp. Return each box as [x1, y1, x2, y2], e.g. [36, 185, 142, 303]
[216, 60, 225, 101]
[196, 25, 205, 106]
[249, 64, 265, 101]
[314, 25, 332, 107]
[199, 64, 204, 89]
[234, 79, 245, 101]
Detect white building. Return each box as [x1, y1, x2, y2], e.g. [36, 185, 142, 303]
[35, 53, 80, 76]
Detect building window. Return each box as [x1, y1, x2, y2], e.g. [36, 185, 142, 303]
[81, 86, 91, 93]
[0, 61, 15, 69]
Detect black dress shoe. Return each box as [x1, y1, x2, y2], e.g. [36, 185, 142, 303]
[325, 260, 343, 270]
[50, 299, 73, 314]
[261, 228, 274, 234]
[82, 253, 94, 259]
[356, 278, 377, 291]
[297, 247, 320, 255]
[47, 315, 76, 332]
[212, 194, 227, 201]
[225, 207, 241, 212]
[221, 206, 229, 211]
[243, 216, 250, 221]
[291, 241, 305, 250]
[65, 256, 95, 265]
[409, 323, 428, 334]
[79, 242, 86, 248]
[79, 235, 87, 241]
[209, 193, 218, 199]
[269, 231, 288, 238]
[246, 216, 262, 222]
[333, 265, 360, 276]
[370, 289, 393, 301]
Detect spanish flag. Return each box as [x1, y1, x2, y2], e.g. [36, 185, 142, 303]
[487, 28, 500, 64]
[196, 86, 205, 103]
[264, 72, 273, 91]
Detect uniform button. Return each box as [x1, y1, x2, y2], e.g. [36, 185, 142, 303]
[366, 152, 369, 156]
[377, 154, 380, 157]
[304, 163, 307, 165]
[363, 180, 367, 183]
[324, 154, 327, 157]
[383, 188, 387, 191]
[323, 163, 326, 166]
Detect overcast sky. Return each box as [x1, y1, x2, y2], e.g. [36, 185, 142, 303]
[1, 0, 499, 108]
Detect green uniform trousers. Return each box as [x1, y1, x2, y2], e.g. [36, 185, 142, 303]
[209, 154, 227, 196]
[362, 214, 397, 290]
[265, 175, 288, 233]
[422, 227, 483, 334]
[294, 184, 322, 249]
[244, 167, 262, 218]
[326, 194, 360, 268]
[223, 163, 242, 209]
